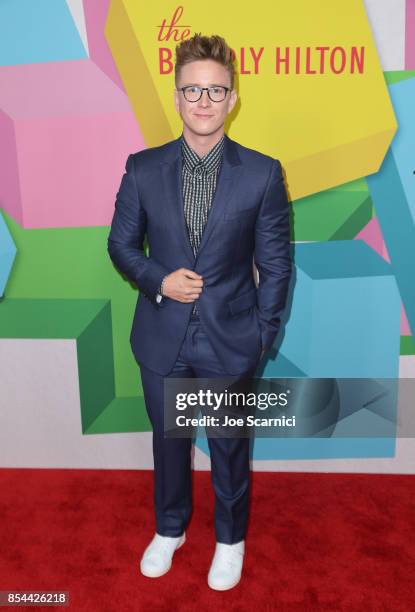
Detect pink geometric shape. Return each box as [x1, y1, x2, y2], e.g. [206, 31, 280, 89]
[355, 217, 390, 262]
[83, 0, 125, 91]
[0, 60, 144, 228]
[401, 304, 411, 336]
[405, 0, 415, 69]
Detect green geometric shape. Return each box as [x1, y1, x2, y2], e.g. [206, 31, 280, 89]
[383, 70, 415, 86]
[0, 211, 17, 297]
[0, 298, 150, 434]
[84, 397, 151, 435]
[332, 176, 369, 192]
[292, 190, 372, 241]
[400, 336, 415, 356]
[1, 209, 139, 398]
[0, 296, 107, 338]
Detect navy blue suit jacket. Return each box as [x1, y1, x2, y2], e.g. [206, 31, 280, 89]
[107, 133, 292, 376]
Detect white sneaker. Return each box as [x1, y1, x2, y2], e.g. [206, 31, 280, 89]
[140, 532, 186, 578]
[207, 540, 245, 590]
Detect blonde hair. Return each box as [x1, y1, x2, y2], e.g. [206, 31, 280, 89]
[175, 33, 235, 89]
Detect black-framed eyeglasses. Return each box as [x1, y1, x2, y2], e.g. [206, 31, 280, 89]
[179, 85, 230, 103]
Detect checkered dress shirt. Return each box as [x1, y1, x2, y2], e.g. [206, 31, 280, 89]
[180, 133, 224, 316]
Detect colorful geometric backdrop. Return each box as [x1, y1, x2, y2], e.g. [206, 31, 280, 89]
[1, 0, 414, 472]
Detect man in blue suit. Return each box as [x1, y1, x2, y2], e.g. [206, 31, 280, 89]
[107, 33, 291, 590]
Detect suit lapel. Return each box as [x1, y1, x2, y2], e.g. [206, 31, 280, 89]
[160, 133, 243, 265]
[161, 143, 195, 264]
[196, 136, 242, 261]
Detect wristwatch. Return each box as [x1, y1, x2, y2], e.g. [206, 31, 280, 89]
[156, 275, 168, 304]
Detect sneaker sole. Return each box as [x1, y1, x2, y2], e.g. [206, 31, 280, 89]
[140, 533, 186, 578]
[207, 574, 241, 591]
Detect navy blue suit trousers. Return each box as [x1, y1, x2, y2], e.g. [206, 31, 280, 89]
[140, 316, 259, 544]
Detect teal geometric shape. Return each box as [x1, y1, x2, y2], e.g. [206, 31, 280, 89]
[196, 436, 395, 462]
[293, 237, 391, 280]
[196, 379, 398, 460]
[250, 437, 396, 460]
[255, 351, 306, 378]
[196, 238, 401, 460]
[366, 76, 415, 338]
[0, 0, 87, 66]
[279, 241, 401, 378]
[0, 210, 16, 297]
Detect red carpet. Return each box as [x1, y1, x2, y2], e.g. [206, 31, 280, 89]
[0, 468, 413, 611]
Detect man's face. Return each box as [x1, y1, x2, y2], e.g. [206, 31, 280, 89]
[174, 59, 237, 137]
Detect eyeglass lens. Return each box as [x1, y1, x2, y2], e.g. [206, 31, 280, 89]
[183, 87, 227, 102]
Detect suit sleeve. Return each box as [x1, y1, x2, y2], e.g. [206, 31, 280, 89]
[107, 154, 170, 305]
[254, 159, 292, 353]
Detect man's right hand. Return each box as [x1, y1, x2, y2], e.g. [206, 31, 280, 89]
[162, 268, 203, 303]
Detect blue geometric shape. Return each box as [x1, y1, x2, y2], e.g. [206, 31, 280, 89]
[278, 241, 401, 378]
[366, 76, 415, 338]
[323, 406, 396, 439]
[195, 239, 401, 460]
[0, 0, 87, 66]
[250, 437, 396, 461]
[0, 210, 16, 296]
[195, 437, 395, 461]
[194, 239, 401, 460]
[256, 351, 306, 378]
[194, 377, 397, 461]
[293, 237, 393, 280]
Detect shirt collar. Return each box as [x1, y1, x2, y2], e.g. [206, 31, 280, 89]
[181, 133, 224, 176]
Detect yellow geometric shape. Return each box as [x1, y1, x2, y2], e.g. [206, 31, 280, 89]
[105, 0, 397, 200]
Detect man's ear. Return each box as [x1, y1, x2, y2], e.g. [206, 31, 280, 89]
[173, 88, 180, 113]
[228, 89, 238, 113]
